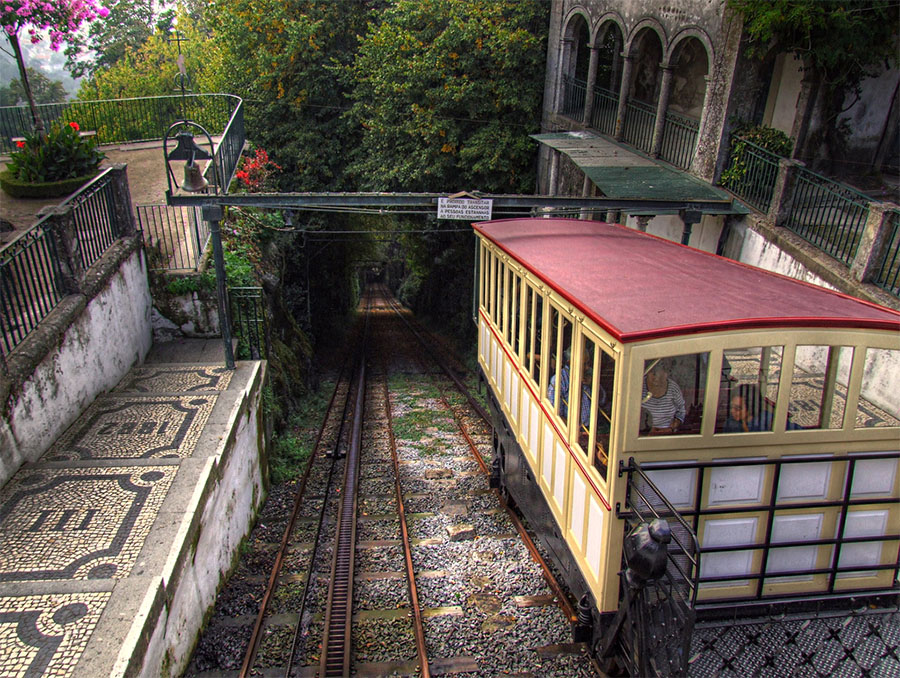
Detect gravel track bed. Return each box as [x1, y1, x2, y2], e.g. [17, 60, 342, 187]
[454, 472, 489, 493]
[359, 479, 397, 498]
[213, 577, 266, 617]
[470, 510, 516, 536]
[269, 579, 307, 614]
[356, 544, 405, 572]
[281, 546, 312, 575]
[296, 495, 326, 519]
[416, 573, 468, 607]
[356, 517, 400, 541]
[289, 518, 318, 543]
[359, 494, 396, 515]
[254, 623, 295, 668]
[359, 464, 393, 480]
[353, 577, 409, 612]
[304, 575, 328, 615]
[352, 617, 417, 664]
[400, 477, 459, 495]
[185, 622, 252, 674]
[407, 513, 450, 540]
[292, 619, 324, 667]
[402, 495, 444, 514]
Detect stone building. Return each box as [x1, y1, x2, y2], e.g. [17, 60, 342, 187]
[535, 0, 899, 311]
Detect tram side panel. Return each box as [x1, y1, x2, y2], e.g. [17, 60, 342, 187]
[478, 308, 621, 619]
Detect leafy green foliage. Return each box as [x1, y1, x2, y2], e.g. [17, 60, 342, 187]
[345, 0, 548, 194]
[721, 123, 793, 188]
[205, 0, 369, 191]
[7, 120, 105, 182]
[164, 272, 215, 295]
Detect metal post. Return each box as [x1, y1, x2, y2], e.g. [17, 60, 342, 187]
[203, 205, 235, 370]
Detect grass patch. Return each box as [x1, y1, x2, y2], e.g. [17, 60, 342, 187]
[391, 408, 457, 439]
[268, 380, 334, 484]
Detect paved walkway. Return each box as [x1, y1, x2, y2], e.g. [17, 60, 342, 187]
[0, 341, 254, 677]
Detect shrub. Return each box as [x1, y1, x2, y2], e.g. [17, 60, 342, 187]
[6, 120, 105, 183]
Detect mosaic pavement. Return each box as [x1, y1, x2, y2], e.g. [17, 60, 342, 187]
[0, 363, 238, 677]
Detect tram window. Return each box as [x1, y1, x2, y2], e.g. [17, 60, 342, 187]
[856, 348, 900, 428]
[508, 272, 520, 350]
[576, 336, 611, 482]
[532, 295, 543, 384]
[639, 352, 708, 436]
[545, 306, 560, 407]
[546, 310, 572, 420]
[789, 345, 854, 430]
[487, 253, 496, 321]
[522, 286, 533, 371]
[716, 347, 783, 433]
[496, 262, 505, 334]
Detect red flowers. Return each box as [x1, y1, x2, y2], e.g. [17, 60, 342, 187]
[15, 140, 26, 149]
[68, 121, 80, 131]
[234, 148, 281, 192]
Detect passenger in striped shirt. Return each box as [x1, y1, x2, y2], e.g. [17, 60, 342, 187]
[641, 360, 685, 435]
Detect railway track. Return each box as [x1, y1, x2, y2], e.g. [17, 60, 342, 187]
[187, 285, 597, 677]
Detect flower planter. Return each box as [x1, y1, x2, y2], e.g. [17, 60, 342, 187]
[0, 169, 100, 199]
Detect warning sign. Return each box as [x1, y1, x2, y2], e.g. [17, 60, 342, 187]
[437, 197, 493, 221]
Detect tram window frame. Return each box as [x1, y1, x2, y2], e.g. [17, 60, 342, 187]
[857, 347, 900, 428]
[545, 304, 573, 423]
[532, 292, 544, 386]
[497, 260, 506, 336]
[788, 344, 854, 430]
[487, 251, 495, 322]
[480, 243, 487, 312]
[510, 272, 522, 359]
[573, 332, 613, 483]
[638, 351, 709, 437]
[716, 346, 785, 434]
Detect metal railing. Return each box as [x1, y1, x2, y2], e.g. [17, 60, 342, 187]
[1, 168, 127, 353]
[784, 167, 871, 267]
[0, 221, 63, 354]
[631, 452, 900, 608]
[658, 111, 699, 171]
[589, 86, 618, 137]
[603, 458, 699, 677]
[621, 99, 656, 154]
[137, 204, 208, 272]
[720, 137, 782, 213]
[230, 286, 268, 359]
[1, 94, 241, 153]
[560, 75, 587, 121]
[872, 211, 900, 296]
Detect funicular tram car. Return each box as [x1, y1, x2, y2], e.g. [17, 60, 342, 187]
[473, 218, 900, 671]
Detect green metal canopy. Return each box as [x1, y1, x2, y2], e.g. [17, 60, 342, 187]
[532, 131, 745, 210]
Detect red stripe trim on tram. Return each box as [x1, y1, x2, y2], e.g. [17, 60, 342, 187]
[480, 308, 612, 512]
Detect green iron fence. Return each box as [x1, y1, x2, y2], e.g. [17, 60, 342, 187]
[622, 99, 656, 154]
[659, 111, 699, 171]
[561, 75, 587, 121]
[589, 86, 619, 137]
[230, 286, 268, 360]
[1, 94, 241, 153]
[1, 168, 127, 354]
[784, 167, 870, 267]
[137, 204, 207, 272]
[870, 211, 899, 296]
[721, 137, 782, 213]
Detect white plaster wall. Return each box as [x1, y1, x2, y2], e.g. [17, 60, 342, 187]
[764, 53, 805, 136]
[1, 249, 152, 487]
[624, 213, 724, 252]
[119, 364, 266, 678]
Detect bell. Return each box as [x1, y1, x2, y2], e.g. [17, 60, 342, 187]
[181, 161, 209, 192]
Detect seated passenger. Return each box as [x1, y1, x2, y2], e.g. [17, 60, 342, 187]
[548, 348, 605, 424]
[641, 360, 685, 435]
[723, 384, 801, 432]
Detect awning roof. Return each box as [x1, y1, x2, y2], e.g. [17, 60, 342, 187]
[532, 132, 746, 211]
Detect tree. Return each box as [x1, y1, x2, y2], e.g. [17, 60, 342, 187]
[64, 0, 176, 79]
[204, 0, 370, 191]
[0, 66, 67, 105]
[1, 0, 109, 134]
[345, 0, 548, 194]
[728, 0, 900, 163]
[76, 8, 209, 100]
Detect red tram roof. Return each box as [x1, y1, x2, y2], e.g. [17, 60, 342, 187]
[474, 218, 900, 343]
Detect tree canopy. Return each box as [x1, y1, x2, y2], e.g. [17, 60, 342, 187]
[346, 0, 548, 194]
[0, 66, 67, 105]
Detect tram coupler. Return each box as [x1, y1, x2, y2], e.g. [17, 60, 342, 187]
[573, 593, 594, 643]
[489, 456, 501, 489]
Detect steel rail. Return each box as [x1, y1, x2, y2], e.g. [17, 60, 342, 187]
[237, 350, 355, 678]
[376, 288, 432, 678]
[319, 297, 371, 677]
